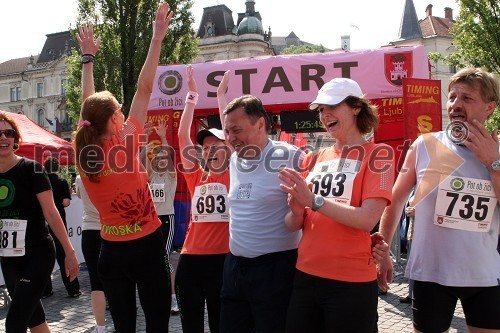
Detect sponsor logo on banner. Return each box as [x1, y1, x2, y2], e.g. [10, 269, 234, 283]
[402, 78, 442, 142]
[385, 52, 413, 86]
[158, 70, 183, 95]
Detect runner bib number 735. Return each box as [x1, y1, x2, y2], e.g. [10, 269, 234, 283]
[434, 176, 497, 232]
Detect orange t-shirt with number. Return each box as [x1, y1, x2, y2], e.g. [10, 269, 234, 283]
[80, 117, 161, 242]
[296, 142, 394, 282]
[182, 167, 230, 254]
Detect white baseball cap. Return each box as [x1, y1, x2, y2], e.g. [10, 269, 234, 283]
[196, 128, 225, 145]
[308, 78, 363, 110]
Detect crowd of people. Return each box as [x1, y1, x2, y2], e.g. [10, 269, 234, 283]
[0, 3, 498, 333]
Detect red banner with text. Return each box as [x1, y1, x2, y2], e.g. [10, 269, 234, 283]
[402, 78, 442, 143]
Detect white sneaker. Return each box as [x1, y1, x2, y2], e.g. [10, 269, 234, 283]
[92, 326, 111, 333]
[171, 297, 179, 314]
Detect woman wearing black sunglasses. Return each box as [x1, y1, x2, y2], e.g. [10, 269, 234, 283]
[0, 112, 79, 333]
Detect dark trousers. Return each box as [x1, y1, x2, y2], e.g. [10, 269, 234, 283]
[175, 253, 226, 333]
[81, 230, 103, 291]
[1, 241, 55, 332]
[286, 270, 378, 333]
[44, 227, 80, 296]
[98, 228, 171, 333]
[220, 249, 297, 333]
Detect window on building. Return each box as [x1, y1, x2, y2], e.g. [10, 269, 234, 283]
[11, 87, 22, 101]
[61, 79, 67, 95]
[37, 109, 45, 126]
[37, 82, 44, 98]
[449, 65, 457, 74]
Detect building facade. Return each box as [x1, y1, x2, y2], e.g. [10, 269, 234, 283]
[194, 0, 316, 62]
[194, 1, 274, 63]
[392, 1, 457, 127]
[0, 31, 77, 140]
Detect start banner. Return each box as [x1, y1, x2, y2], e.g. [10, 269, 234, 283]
[148, 45, 429, 111]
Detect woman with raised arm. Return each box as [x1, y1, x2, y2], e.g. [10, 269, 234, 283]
[175, 65, 231, 332]
[73, 3, 174, 332]
[140, 120, 179, 313]
[0, 112, 79, 333]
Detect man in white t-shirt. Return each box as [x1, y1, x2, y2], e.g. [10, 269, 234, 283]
[379, 67, 500, 332]
[220, 95, 304, 333]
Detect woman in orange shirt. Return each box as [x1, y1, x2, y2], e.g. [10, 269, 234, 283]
[73, 4, 174, 332]
[176, 65, 231, 333]
[279, 78, 394, 332]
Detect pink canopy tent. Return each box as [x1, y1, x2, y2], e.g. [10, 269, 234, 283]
[1, 111, 75, 165]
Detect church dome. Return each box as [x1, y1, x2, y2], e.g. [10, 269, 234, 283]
[237, 16, 264, 35]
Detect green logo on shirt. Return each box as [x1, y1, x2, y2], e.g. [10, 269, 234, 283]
[0, 179, 15, 208]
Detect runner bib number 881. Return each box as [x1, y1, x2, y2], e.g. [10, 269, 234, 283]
[0, 219, 27, 256]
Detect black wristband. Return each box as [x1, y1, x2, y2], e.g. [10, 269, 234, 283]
[81, 54, 95, 64]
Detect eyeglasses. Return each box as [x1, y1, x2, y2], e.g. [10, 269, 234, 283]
[0, 129, 16, 138]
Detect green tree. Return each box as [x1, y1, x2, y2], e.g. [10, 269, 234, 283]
[66, 0, 199, 123]
[451, 0, 499, 73]
[486, 108, 500, 132]
[429, 0, 499, 74]
[281, 44, 328, 55]
[428, 0, 499, 131]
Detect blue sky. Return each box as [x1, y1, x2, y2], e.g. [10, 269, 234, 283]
[0, 0, 460, 63]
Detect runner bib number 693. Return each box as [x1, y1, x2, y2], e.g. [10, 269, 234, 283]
[191, 183, 229, 223]
[434, 175, 497, 232]
[306, 158, 359, 206]
[0, 219, 27, 256]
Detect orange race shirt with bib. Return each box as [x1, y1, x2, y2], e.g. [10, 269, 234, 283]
[296, 142, 393, 282]
[182, 167, 230, 254]
[79, 117, 160, 242]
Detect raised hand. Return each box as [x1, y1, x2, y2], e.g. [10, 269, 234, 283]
[154, 120, 168, 138]
[217, 70, 230, 98]
[153, 2, 174, 41]
[144, 122, 153, 137]
[76, 23, 101, 56]
[187, 65, 198, 93]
